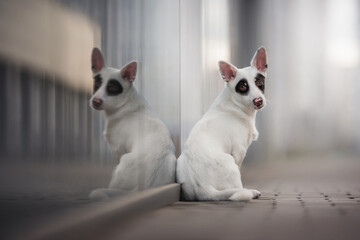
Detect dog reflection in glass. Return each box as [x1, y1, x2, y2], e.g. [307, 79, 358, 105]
[89, 48, 176, 200]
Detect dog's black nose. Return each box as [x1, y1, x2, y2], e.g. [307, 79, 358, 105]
[253, 97, 263, 108]
[92, 98, 103, 108]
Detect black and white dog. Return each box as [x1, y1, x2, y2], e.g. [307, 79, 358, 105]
[89, 48, 176, 200]
[176, 47, 268, 201]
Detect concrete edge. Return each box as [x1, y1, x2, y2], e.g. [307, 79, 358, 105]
[30, 183, 180, 240]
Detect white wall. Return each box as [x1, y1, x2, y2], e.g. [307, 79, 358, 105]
[259, 0, 360, 156]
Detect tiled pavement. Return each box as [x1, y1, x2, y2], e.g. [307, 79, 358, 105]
[109, 154, 360, 240]
[1, 154, 359, 240]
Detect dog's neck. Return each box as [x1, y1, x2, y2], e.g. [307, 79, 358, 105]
[212, 86, 257, 120]
[104, 86, 148, 122]
[210, 86, 259, 140]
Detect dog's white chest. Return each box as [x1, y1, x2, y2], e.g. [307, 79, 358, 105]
[103, 116, 133, 157]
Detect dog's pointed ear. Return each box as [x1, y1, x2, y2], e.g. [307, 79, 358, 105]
[250, 46, 268, 73]
[91, 48, 105, 73]
[218, 61, 237, 82]
[120, 61, 137, 82]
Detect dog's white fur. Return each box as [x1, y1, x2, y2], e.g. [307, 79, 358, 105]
[176, 47, 268, 201]
[89, 48, 176, 200]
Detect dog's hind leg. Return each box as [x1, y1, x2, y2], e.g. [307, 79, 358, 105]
[229, 189, 260, 201]
[244, 188, 261, 198]
[200, 187, 256, 201]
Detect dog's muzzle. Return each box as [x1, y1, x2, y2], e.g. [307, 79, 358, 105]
[253, 97, 263, 109]
[92, 98, 103, 109]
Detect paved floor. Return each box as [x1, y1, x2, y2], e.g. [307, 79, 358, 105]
[110, 154, 360, 240]
[0, 162, 114, 240]
[1, 153, 360, 240]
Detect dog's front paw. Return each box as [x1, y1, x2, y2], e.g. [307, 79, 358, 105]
[248, 189, 261, 199]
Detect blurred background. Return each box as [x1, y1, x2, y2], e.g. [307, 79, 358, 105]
[1, 0, 359, 164]
[0, 0, 359, 238]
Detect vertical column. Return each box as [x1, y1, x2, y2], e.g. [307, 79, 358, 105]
[180, 0, 202, 149]
[180, 0, 232, 149]
[140, 0, 181, 156]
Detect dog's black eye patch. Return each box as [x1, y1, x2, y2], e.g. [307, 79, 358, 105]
[93, 74, 102, 93]
[255, 73, 265, 93]
[235, 79, 249, 95]
[106, 79, 123, 96]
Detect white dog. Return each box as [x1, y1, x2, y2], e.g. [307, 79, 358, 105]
[176, 47, 268, 201]
[89, 48, 176, 200]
